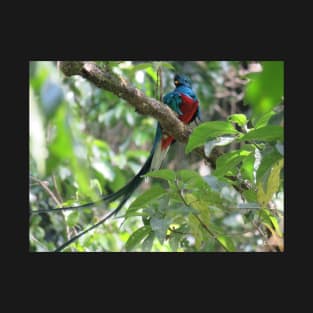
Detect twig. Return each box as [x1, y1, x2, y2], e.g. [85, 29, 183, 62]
[52, 174, 63, 204]
[30, 176, 61, 207]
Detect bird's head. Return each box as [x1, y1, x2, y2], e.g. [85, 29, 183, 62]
[174, 74, 192, 88]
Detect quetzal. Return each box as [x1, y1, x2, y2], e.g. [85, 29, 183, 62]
[32, 74, 200, 249]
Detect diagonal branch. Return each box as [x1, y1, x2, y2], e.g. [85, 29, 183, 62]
[59, 61, 192, 144]
[59, 61, 249, 192]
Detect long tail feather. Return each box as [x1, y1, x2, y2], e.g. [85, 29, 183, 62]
[150, 140, 170, 171]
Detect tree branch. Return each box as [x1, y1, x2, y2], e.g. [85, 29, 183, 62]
[58, 61, 249, 192]
[59, 61, 191, 144]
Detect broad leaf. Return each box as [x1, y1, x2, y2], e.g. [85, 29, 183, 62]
[125, 226, 151, 251]
[241, 148, 256, 183]
[214, 149, 251, 177]
[159, 62, 175, 70]
[216, 235, 236, 252]
[256, 148, 282, 187]
[242, 190, 257, 202]
[228, 114, 248, 127]
[150, 217, 171, 245]
[257, 159, 283, 207]
[128, 185, 167, 211]
[67, 211, 80, 227]
[252, 110, 276, 128]
[240, 125, 283, 142]
[131, 62, 154, 71]
[146, 169, 176, 182]
[186, 121, 239, 153]
[185, 194, 210, 226]
[188, 214, 203, 249]
[142, 232, 155, 252]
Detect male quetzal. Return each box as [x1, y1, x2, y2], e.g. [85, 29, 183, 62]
[32, 74, 200, 236]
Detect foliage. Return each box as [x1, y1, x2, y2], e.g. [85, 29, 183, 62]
[29, 61, 284, 252]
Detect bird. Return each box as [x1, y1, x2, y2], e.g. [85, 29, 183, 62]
[31, 74, 200, 251]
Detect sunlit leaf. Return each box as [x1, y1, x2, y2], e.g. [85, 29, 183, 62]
[239, 126, 283, 142]
[228, 114, 248, 127]
[145, 169, 176, 182]
[216, 235, 235, 252]
[241, 148, 255, 183]
[256, 148, 282, 187]
[252, 110, 276, 128]
[131, 62, 154, 71]
[257, 159, 283, 207]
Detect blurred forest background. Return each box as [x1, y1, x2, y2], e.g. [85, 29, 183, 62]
[29, 60, 284, 252]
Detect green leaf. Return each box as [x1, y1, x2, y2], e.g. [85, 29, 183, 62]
[228, 114, 248, 127]
[169, 233, 180, 252]
[241, 148, 255, 183]
[177, 169, 206, 188]
[185, 194, 210, 226]
[256, 148, 282, 186]
[128, 185, 167, 211]
[186, 121, 239, 153]
[214, 149, 251, 177]
[142, 232, 155, 252]
[145, 169, 176, 182]
[259, 209, 282, 237]
[216, 235, 236, 252]
[239, 126, 283, 142]
[145, 67, 157, 82]
[125, 226, 151, 252]
[257, 159, 283, 207]
[188, 214, 203, 249]
[150, 217, 171, 245]
[242, 190, 257, 202]
[131, 62, 154, 71]
[204, 136, 236, 157]
[252, 110, 276, 128]
[67, 211, 80, 227]
[159, 62, 175, 70]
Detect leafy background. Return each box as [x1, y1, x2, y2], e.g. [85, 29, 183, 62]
[29, 61, 284, 252]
